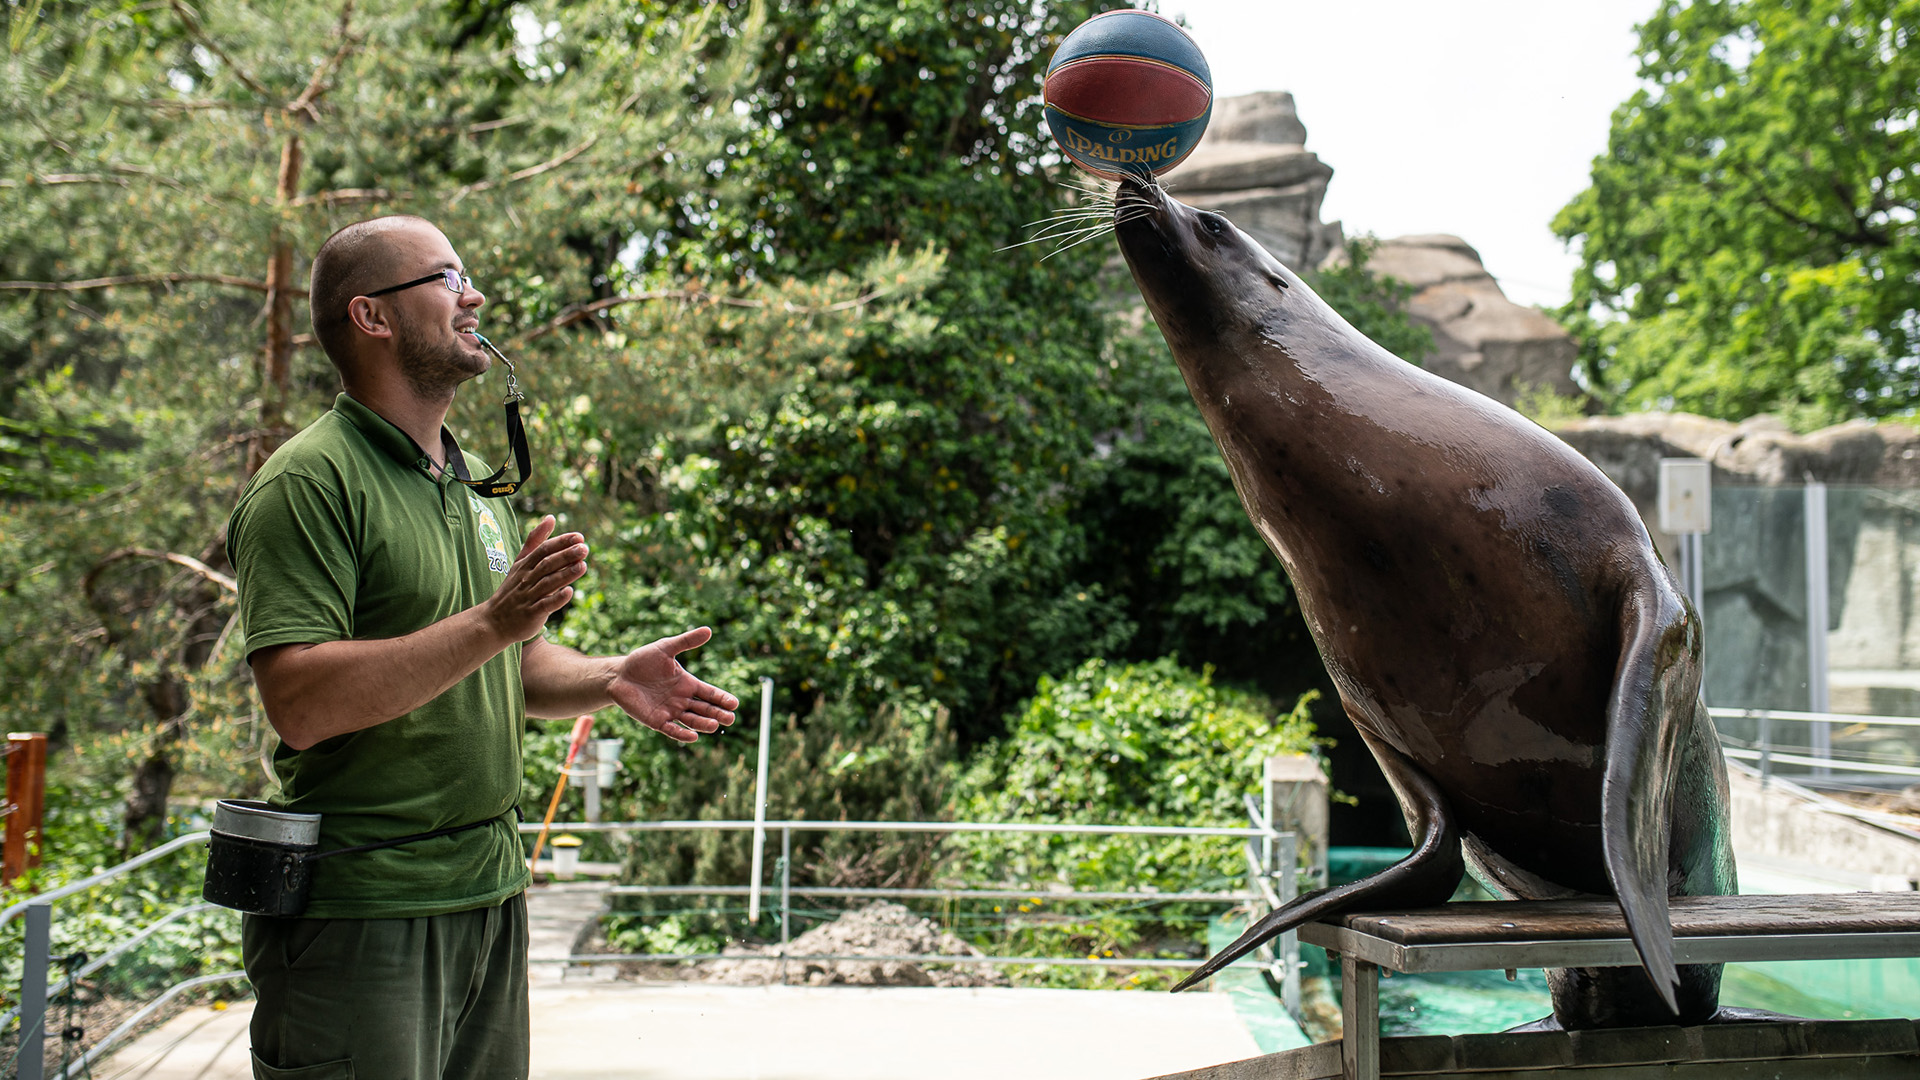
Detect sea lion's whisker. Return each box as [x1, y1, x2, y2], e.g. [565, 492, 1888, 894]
[999, 221, 1114, 253]
[1040, 223, 1118, 259]
[1058, 176, 1117, 197]
[1008, 214, 1125, 247]
[1020, 210, 1113, 230]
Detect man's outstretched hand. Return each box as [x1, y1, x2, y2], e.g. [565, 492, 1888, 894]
[608, 627, 740, 743]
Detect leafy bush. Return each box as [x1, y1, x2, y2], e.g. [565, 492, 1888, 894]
[936, 658, 1319, 987]
[947, 657, 1320, 893]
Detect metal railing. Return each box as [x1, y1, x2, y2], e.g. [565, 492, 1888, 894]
[1708, 706, 1920, 786]
[515, 813, 1303, 1014]
[2, 832, 239, 1080]
[4, 810, 1305, 1075]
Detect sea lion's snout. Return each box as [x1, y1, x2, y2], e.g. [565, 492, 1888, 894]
[1113, 177, 1294, 350]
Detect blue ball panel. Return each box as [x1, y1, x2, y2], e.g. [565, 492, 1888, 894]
[1047, 10, 1211, 88]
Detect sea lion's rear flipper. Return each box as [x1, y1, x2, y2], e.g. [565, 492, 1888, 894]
[1172, 729, 1462, 991]
[1601, 575, 1702, 1016]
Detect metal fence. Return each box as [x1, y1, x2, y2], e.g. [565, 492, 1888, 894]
[0, 831, 242, 1080]
[516, 808, 1303, 1010]
[2, 808, 1303, 1077]
[1710, 706, 1920, 787]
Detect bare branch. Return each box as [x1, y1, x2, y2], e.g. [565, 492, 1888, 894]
[110, 163, 190, 190]
[523, 286, 889, 342]
[84, 548, 237, 597]
[0, 173, 127, 189]
[465, 115, 529, 135]
[0, 272, 295, 295]
[285, 1, 360, 123]
[448, 136, 597, 204]
[108, 97, 247, 112]
[288, 186, 392, 208]
[1, 165, 189, 192]
[169, 0, 272, 100]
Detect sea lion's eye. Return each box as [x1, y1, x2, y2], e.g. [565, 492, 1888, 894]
[1200, 213, 1228, 236]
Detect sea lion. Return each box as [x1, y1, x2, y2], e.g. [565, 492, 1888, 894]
[1111, 176, 1735, 1029]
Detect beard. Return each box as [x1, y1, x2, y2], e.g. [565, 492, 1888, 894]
[393, 317, 487, 399]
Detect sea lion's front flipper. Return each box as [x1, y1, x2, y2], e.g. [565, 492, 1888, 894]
[1172, 728, 1462, 991]
[1600, 574, 1701, 1016]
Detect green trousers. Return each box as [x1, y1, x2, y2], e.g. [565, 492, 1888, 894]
[241, 893, 529, 1080]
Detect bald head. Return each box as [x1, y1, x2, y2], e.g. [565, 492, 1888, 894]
[309, 215, 436, 369]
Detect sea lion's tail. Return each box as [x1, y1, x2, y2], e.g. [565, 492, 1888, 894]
[1173, 743, 1462, 992]
[1600, 572, 1702, 1016]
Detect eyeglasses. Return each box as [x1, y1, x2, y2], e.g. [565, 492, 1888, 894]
[363, 268, 473, 299]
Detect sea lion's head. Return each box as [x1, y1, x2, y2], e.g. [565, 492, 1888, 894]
[1112, 176, 1304, 357]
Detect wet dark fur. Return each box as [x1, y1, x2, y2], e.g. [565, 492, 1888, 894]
[1111, 177, 1736, 1029]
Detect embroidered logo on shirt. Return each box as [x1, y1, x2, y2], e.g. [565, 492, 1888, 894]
[471, 494, 511, 574]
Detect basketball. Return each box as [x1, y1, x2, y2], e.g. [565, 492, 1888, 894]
[1042, 9, 1214, 181]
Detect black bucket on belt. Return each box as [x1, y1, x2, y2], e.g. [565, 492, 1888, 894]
[202, 801, 511, 917]
[202, 799, 321, 917]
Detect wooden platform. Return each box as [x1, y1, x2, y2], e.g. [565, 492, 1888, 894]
[1150, 894, 1920, 1080]
[1149, 1017, 1920, 1079]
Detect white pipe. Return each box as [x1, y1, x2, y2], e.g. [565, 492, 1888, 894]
[747, 677, 773, 924]
[1804, 481, 1831, 776]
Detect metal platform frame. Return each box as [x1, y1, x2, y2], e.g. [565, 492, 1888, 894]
[1299, 917, 1920, 1080]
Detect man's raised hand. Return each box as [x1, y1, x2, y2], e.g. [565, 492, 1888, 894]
[607, 627, 740, 743]
[483, 515, 588, 643]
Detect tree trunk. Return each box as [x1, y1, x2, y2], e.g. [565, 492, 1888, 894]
[249, 132, 302, 474]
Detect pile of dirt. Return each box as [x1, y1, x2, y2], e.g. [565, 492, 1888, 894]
[698, 901, 1008, 988]
[1830, 785, 1920, 821]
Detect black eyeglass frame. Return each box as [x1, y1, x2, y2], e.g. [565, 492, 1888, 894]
[362, 268, 473, 300]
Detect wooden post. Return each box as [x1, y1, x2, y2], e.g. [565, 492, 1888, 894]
[4, 732, 48, 885]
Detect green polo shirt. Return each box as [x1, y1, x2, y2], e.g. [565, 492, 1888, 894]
[227, 393, 531, 918]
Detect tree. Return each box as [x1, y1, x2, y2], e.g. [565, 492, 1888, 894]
[1554, 0, 1920, 428]
[561, 0, 1134, 750]
[0, 0, 925, 851]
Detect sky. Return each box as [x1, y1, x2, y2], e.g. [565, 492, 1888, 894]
[1162, 0, 1658, 309]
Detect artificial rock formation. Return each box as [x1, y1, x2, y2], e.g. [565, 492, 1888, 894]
[1162, 92, 1579, 407]
[1350, 234, 1581, 406]
[1161, 91, 1346, 271]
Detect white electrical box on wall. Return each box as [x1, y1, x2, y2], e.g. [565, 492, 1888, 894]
[1658, 458, 1712, 534]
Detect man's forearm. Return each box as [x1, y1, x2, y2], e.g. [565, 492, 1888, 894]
[252, 608, 518, 750]
[521, 638, 620, 718]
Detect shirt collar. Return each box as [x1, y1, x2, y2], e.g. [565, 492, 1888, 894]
[333, 393, 444, 478]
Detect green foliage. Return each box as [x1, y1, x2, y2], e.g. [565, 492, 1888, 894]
[4, 4, 1341, 991]
[0, 779, 238, 1019]
[1072, 327, 1298, 674]
[940, 656, 1319, 986]
[1513, 381, 1591, 429]
[554, 0, 1136, 748]
[1554, 0, 1920, 428]
[0, 0, 920, 852]
[949, 657, 1320, 892]
[537, 693, 955, 895]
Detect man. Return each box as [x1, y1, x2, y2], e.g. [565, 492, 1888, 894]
[227, 215, 739, 1079]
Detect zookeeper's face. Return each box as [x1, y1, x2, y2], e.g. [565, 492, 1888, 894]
[373, 222, 490, 393]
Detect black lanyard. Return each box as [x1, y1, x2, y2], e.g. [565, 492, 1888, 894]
[441, 333, 531, 499]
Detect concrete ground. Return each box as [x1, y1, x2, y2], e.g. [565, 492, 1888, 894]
[95, 984, 1262, 1080]
[95, 881, 1263, 1079]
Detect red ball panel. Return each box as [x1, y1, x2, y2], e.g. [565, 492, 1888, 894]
[1045, 57, 1212, 127]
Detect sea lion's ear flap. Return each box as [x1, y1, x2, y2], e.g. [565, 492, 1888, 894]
[1600, 575, 1701, 1016]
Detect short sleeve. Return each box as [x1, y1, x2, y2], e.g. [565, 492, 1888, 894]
[228, 473, 359, 661]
